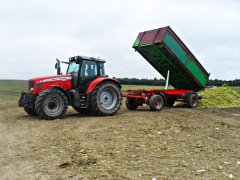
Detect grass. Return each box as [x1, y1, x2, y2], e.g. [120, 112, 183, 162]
[0, 79, 239, 100]
[0, 80, 27, 101]
[0, 80, 27, 92]
[0, 80, 170, 93]
[121, 85, 170, 91]
[231, 86, 240, 94]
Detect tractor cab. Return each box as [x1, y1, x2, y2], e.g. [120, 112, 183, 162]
[56, 56, 106, 92]
[66, 56, 106, 77]
[67, 56, 106, 93]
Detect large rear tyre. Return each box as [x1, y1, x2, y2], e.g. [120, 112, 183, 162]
[89, 82, 122, 116]
[125, 98, 139, 110]
[186, 93, 199, 108]
[35, 89, 68, 120]
[149, 94, 164, 111]
[24, 106, 37, 116]
[73, 106, 91, 115]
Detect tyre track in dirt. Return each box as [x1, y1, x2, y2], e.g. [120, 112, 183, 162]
[0, 102, 240, 179]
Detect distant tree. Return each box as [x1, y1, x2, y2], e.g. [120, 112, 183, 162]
[118, 77, 240, 86]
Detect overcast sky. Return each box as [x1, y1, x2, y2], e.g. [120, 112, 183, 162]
[0, 0, 239, 80]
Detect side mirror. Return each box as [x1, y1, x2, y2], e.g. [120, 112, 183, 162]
[55, 59, 61, 75]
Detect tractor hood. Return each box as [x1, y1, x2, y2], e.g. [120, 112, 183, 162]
[29, 74, 72, 83]
[28, 74, 72, 94]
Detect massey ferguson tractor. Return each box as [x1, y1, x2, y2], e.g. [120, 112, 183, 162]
[19, 55, 122, 120]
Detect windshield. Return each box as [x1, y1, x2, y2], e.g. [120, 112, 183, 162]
[67, 61, 79, 74]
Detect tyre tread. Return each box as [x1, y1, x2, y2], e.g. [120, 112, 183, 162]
[35, 89, 68, 120]
[125, 98, 138, 110]
[149, 94, 164, 111]
[24, 106, 37, 116]
[89, 82, 122, 116]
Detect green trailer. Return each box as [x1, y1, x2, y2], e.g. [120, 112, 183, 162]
[122, 26, 210, 111]
[133, 26, 210, 90]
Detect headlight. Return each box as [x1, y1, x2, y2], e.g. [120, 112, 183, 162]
[28, 81, 35, 90]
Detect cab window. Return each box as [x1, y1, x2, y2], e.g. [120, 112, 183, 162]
[67, 61, 79, 74]
[99, 63, 105, 76]
[81, 60, 98, 79]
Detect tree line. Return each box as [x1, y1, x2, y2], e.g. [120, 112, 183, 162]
[117, 77, 240, 86]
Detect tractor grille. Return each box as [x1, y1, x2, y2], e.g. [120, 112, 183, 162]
[28, 81, 35, 90]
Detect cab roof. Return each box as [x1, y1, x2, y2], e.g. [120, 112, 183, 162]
[69, 55, 106, 63]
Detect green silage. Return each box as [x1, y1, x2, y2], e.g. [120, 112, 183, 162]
[198, 84, 240, 108]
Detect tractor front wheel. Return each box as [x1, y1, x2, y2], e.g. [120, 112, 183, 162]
[35, 89, 68, 120]
[90, 82, 122, 116]
[24, 106, 37, 116]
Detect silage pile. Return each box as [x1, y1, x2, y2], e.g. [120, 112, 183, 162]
[198, 84, 240, 108]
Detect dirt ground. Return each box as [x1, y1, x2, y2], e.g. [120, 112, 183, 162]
[0, 100, 240, 179]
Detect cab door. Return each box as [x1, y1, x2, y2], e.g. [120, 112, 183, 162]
[79, 60, 98, 93]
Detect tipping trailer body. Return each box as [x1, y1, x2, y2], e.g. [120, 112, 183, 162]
[133, 26, 210, 90]
[123, 26, 210, 111]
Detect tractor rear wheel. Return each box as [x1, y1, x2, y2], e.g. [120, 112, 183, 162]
[89, 82, 122, 116]
[35, 89, 68, 120]
[125, 98, 139, 110]
[24, 106, 37, 116]
[186, 93, 199, 108]
[149, 94, 164, 111]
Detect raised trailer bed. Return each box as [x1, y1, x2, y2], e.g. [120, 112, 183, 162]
[133, 26, 210, 90]
[123, 26, 209, 111]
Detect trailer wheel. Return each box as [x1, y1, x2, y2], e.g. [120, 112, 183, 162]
[186, 93, 199, 108]
[125, 98, 139, 110]
[90, 82, 122, 116]
[35, 89, 68, 120]
[24, 106, 37, 116]
[149, 94, 164, 111]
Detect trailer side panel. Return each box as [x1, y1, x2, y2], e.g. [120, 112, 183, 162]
[133, 26, 210, 90]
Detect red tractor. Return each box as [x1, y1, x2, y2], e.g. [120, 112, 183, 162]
[19, 55, 122, 120]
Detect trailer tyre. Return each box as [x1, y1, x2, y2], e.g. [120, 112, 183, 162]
[125, 98, 139, 110]
[24, 106, 37, 116]
[90, 82, 122, 116]
[35, 89, 68, 120]
[149, 94, 164, 111]
[186, 93, 198, 108]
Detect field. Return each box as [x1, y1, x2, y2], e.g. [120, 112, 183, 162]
[232, 86, 240, 94]
[0, 80, 240, 179]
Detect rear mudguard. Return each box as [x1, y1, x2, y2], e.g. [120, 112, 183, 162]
[86, 77, 121, 93]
